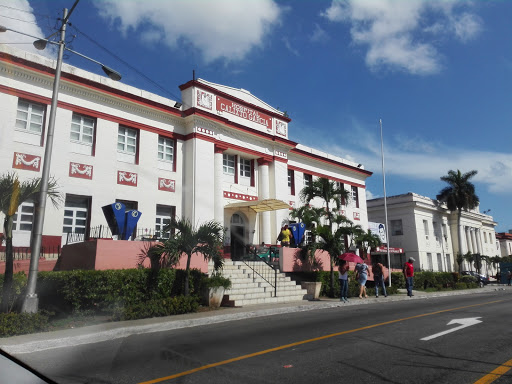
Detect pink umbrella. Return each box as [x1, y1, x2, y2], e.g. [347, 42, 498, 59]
[339, 252, 364, 264]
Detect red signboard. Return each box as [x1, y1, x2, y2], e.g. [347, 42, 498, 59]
[69, 162, 93, 180]
[158, 178, 175, 192]
[374, 246, 404, 254]
[12, 152, 41, 172]
[117, 171, 137, 187]
[216, 96, 271, 129]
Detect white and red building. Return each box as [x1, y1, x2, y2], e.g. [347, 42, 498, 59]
[0, 44, 372, 269]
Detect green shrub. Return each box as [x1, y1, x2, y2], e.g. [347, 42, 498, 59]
[203, 274, 231, 290]
[112, 295, 199, 321]
[391, 272, 405, 288]
[0, 311, 51, 337]
[455, 282, 467, 290]
[459, 275, 477, 285]
[0, 272, 28, 312]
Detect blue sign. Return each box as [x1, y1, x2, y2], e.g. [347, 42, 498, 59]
[289, 223, 306, 246]
[123, 210, 142, 240]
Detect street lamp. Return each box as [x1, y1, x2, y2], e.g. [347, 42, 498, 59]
[0, 2, 121, 313]
[379, 119, 391, 287]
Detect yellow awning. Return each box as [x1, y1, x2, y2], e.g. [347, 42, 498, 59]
[225, 198, 290, 213]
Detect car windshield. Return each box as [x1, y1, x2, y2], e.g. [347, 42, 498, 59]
[1, 1, 512, 384]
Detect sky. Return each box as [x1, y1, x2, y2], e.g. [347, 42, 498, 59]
[1, 0, 511, 232]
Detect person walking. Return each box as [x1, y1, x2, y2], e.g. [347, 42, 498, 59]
[403, 257, 415, 297]
[278, 225, 292, 247]
[355, 261, 369, 299]
[338, 261, 349, 302]
[372, 262, 387, 298]
[507, 270, 512, 286]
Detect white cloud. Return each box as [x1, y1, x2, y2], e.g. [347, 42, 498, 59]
[93, 0, 282, 63]
[282, 37, 299, 56]
[321, 0, 482, 75]
[0, 0, 49, 56]
[310, 23, 328, 43]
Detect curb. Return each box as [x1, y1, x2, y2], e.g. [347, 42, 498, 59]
[0, 286, 505, 355]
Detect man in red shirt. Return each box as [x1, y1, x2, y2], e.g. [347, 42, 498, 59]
[403, 257, 415, 297]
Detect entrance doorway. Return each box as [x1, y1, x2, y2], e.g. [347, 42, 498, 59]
[230, 213, 246, 260]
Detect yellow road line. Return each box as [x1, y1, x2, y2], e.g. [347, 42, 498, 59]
[474, 358, 512, 384]
[139, 299, 503, 384]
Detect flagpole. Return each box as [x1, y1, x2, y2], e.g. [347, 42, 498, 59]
[380, 119, 391, 287]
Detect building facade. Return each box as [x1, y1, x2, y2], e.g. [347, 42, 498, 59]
[367, 193, 498, 272]
[496, 232, 512, 257]
[0, 45, 372, 260]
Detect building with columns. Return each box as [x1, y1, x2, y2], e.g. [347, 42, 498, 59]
[0, 45, 372, 261]
[367, 193, 498, 272]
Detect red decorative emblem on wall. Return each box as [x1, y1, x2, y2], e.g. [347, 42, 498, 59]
[197, 90, 213, 110]
[224, 191, 258, 201]
[12, 152, 41, 172]
[353, 212, 361, 221]
[69, 162, 93, 180]
[117, 171, 137, 187]
[158, 178, 175, 192]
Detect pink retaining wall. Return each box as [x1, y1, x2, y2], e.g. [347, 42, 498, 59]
[58, 239, 208, 273]
[0, 259, 57, 275]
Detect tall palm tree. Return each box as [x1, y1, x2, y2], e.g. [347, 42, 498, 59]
[299, 177, 351, 297]
[436, 169, 479, 270]
[0, 172, 60, 313]
[353, 228, 382, 260]
[151, 218, 224, 296]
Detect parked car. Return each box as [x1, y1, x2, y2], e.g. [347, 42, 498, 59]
[461, 271, 490, 286]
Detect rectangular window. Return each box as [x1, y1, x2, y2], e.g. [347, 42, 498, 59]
[288, 169, 295, 195]
[239, 158, 251, 178]
[12, 202, 34, 231]
[15, 100, 45, 134]
[336, 182, 346, 205]
[423, 219, 429, 240]
[351, 186, 359, 208]
[155, 205, 175, 239]
[117, 127, 137, 154]
[158, 136, 174, 163]
[446, 254, 452, 272]
[223, 154, 235, 175]
[391, 219, 403, 236]
[437, 253, 443, 272]
[427, 253, 433, 271]
[70, 113, 95, 145]
[303, 173, 312, 187]
[62, 195, 90, 235]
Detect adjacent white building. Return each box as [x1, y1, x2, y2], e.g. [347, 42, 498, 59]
[496, 232, 512, 257]
[367, 193, 498, 272]
[0, 45, 372, 260]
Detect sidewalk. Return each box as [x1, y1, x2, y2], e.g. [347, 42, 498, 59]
[1, 284, 509, 355]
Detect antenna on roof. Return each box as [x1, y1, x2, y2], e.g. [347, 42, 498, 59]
[193, 69, 195, 81]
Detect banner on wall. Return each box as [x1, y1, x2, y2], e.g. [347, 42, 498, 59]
[368, 222, 387, 244]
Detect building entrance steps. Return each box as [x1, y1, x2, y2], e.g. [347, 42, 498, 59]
[218, 260, 307, 306]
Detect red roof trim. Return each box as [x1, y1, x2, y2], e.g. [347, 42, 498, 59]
[287, 165, 366, 189]
[179, 79, 291, 123]
[290, 147, 372, 176]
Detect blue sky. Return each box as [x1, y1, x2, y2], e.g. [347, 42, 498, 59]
[1, 0, 511, 232]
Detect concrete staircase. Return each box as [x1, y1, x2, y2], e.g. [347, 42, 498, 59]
[220, 260, 307, 306]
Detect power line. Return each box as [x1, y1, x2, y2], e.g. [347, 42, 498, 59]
[70, 24, 185, 105]
[0, 4, 50, 18]
[0, 14, 39, 24]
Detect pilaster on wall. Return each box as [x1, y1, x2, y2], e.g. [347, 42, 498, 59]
[257, 158, 271, 244]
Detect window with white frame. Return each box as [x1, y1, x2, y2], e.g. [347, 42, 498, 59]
[158, 136, 174, 163]
[70, 113, 94, 145]
[239, 158, 251, 178]
[437, 253, 443, 272]
[62, 195, 89, 234]
[155, 205, 175, 239]
[223, 154, 235, 175]
[391, 219, 403, 236]
[423, 220, 429, 240]
[117, 127, 137, 154]
[427, 253, 433, 271]
[336, 182, 345, 205]
[303, 173, 312, 187]
[351, 186, 359, 208]
[12, 202, 34, 231]
[15, 100, 45, 134]
[446, 254, 452, 272]
[288, 169, 295, 195]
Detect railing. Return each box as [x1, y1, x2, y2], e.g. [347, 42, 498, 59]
[66, 225, 171, 244]
[0, 245, 61, 261]
[242, 249, 278, 297]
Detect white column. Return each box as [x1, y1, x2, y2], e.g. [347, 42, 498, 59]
[214, 145, 226, 226]
[258, 158, 271, 244]
[470, 228, 478, 254]
[465, 226, 472, 254]
[476, 229, 483, 254]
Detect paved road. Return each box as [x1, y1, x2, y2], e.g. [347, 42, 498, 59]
[15, 289, 512, 384]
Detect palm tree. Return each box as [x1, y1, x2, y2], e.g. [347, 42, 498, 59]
[436, 169, 479, 259]
[299, 177, 351, 297]
[150, 218, 224, 296]
[0, 172, 60, 313]
[353, 228, 382, 260]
